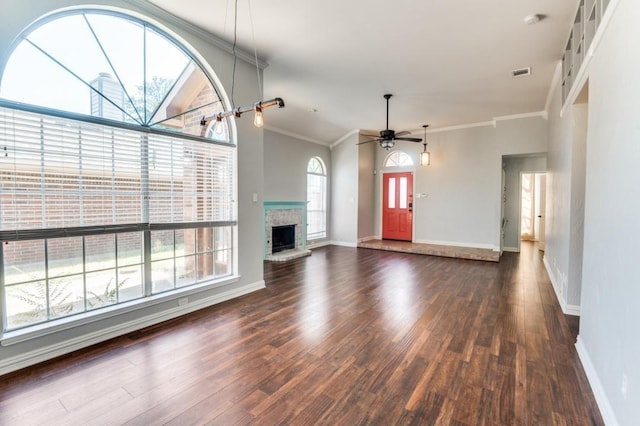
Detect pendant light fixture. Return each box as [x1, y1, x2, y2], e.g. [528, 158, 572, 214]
[420, 124, 430, 166]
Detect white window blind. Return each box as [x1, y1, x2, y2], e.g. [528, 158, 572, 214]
[0, 106, 235, 234]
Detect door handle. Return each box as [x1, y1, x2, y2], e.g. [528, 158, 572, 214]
[537, 215, 542, 218]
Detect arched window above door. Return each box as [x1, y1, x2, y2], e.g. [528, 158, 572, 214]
[384, 151, 413, 167]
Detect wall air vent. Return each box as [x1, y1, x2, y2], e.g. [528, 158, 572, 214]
[512, 67, 532, 78]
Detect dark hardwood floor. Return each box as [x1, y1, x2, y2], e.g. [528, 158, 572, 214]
[0, 242, 603, 425]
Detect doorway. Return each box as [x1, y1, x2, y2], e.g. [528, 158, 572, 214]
[520, 172, 546, 250]
[382, 172, 413, 241]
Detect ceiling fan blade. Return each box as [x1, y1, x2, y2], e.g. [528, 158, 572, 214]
[395, 137, 422, 142]
[356, 139, 380, 145]
[395, 131, 411, 137]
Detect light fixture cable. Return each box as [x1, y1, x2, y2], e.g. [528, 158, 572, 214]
[247, 0, 263, 97]
[200, 0, 285, 136]
[230, 0, 238, 108]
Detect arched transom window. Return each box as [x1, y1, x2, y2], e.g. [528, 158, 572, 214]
[384, 151, 414, 167]
[307, 157, 327, 240]
[0, 10, 230, 141]
[0, 9, 235, 332]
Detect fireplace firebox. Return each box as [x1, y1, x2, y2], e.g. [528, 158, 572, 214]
[272, 225, 296, 253]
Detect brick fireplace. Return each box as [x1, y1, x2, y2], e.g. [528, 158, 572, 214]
[263, 201, 312, 261]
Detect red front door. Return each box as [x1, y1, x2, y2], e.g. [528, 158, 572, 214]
[382, 172, 413, 241]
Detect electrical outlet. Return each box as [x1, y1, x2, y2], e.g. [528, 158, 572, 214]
[178, 297, 189, 306]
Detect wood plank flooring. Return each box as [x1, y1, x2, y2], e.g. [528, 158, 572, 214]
[0, 242, 603, 425]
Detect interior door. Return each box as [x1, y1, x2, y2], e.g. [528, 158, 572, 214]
[382, 172, 413, 241]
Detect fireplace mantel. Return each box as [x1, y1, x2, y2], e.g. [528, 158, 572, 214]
[263, 201, 312, 261]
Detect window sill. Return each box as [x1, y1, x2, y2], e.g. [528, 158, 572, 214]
[1, 275, 240, 346]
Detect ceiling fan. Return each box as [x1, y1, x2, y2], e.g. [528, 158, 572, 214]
[357, 94, 423, 149]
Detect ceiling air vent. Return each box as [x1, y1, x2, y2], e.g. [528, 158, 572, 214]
[512, 67, 532, 78]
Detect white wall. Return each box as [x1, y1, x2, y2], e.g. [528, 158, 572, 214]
[330, 134, 358, 245]
[357, 137, 375, 241]
[573, 1, 640, 424]
[370, 117, 547, 250]
[545, 85, 575, 310]
[263, 130, 331, 244]
[545, 85, 588, 314]
[0, 0, 265, 373]
[263, 130, 331, 203]
[414, 126, 500, 248]
[567, 104, 587, 308]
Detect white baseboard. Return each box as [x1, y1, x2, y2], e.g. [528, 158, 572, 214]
[564, 304, 581, 316]
[307, 240, 331, 249]
[503, 246, 520, 252]
[0, 281, 265, 376]
[575, 336, 619, 426]
[543, 255, 581, 316]
[330, 241, 358, 248]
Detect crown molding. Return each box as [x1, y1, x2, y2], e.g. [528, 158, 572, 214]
[263, 125, 328, 146]
[330, 129, 360, 150]
[493, 110, 548, 122]
[422, 120, 496, 134]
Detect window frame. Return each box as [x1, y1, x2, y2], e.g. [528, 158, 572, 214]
[306, 156, 327, 241]
[0, 8, 238, 339]
[384, 150, 414, 168]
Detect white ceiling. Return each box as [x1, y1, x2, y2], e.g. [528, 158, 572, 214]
[147, 0, 579, 145]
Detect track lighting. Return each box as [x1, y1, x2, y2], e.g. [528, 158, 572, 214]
[200, 97, 284, 136]
[199, 1, 283, 138]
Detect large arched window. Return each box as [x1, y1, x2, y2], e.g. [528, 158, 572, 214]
[0, 9, 235, 332]
[306, 157, 327, 240]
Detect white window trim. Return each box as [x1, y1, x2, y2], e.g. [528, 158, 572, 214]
[1, 274, 239, 346]
[306, 157, 327, 240]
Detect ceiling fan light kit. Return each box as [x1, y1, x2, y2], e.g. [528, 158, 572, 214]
[357, 94, 423, 150]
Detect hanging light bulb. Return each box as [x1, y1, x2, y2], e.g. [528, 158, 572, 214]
[420, 143, 431, 166]
[420, 124, 430, 166]
[213, 115, 224, 135]
[254, 105, 264, 128]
